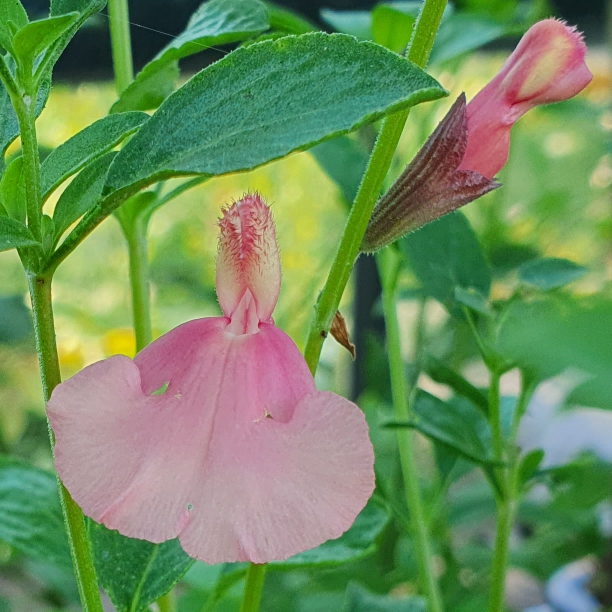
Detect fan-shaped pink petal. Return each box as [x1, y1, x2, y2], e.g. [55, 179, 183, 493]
[48, 319, 374, 563]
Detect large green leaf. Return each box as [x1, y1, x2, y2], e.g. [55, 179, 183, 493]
[89, 523, 194, 612]
[111, 0, 270, 113]
[0, 155, 26, 223]
[106, 32, 445, 192]
[400, 212, 491, 315]
[40, 111, 149, 200]
[12, 13, 79, 70]
[497, 296, 612, 409]
[343, 582, 426, 612]
[0, 458, 72, 571]
[0, 215, 41, 251]
[271, 499, 388, 568]
[0, 0, 28, 54]
[53, 152, 117, 240]
[518, 257, 588, 291]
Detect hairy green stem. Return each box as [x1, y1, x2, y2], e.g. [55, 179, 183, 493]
[378, 249, 443, 612]
[303, 0, 448, 373]
[27, 272, 103, 612]
[120, 212, 153, 351]
[108, 0, 134, 94]
[239, 564, 267, 612]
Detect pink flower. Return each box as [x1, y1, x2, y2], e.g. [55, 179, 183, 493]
[362, 19, 592, 251]
[48, 194, 374, 564]
[459, 18, 592, 179]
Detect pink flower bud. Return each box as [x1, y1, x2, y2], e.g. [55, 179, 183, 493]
[216, 193, 281, 332]
[459, 18, 592, 179]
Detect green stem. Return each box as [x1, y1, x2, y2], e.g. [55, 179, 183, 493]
[378, 249, 443, 612]
[120, 213, 152, 351]
[488, 489, 515, 612]
[108, 0, 134, 94]
[239, 564, 267, 612]
[27, 272, 103, 612]
[303, 0, 448, 373]
[488, 370, 503, 469]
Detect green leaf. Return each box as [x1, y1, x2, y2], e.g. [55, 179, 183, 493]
[343, 582, 426, 612]
[89, 522, 194, 612]
[53, 151, 117, 240]
[0, 215, 41, 251]
[388, 390, 493, 465]
[40, 111, 149, 200]
[0, 457, 72, 571]
[110, 0, 270, 113]
[12, 13, 79, 69]
[0, 73, 50, 155]
[319, 9, 371, 40]
[106, 32, 446, 193]
[110, 61, 180, 114]
[310, 135, 370, 204]
[518, 257, 588, 291]
[400, 212, 491, 316]
[371, 4, 415, 54]
[518, 449, 544, 488]
[0, 0, 28, 54]
[0, 155, 26, 223]
[271, 499, 388, 568]
[497, 296, 612, 410]
[454, 286, 493, 317]
[265, 1, 317, 35]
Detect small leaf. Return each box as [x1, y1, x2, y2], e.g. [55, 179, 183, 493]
[0, 457, 72, 571]
[454, 286, 493, 317]
[387, 391, 493, 465]
[41, 213, 54, 254]
[0, 155, 26, 223]
[105, 32, 446, 192]
[271, 499, 388, 568]
[518, 449, 544, 488]
[343, 582, 426, 612]
[518, 257, 588, 291]
[0, 0, 28, 54]
[400, 211, 491, 316]
[111, 0, 269, 113]
[40, 111, 148, 200]
[12, 13, 79, 69]
[89, 523, 194, 612]
[371, 4, 415, 54]
[0, 215, 41, 251]
[53, 151, 117, 240]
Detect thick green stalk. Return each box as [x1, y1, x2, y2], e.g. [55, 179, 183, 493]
[108, 0, 134, 94]
[27, 272, 104, 612]
[378, 249, 443, 612]
[303, 0, 448, 373]
[239, 564, 267, 612]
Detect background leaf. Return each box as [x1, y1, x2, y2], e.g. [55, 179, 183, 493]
[271, 500, 389, 568]
[0, 294, 32, 344]
[106, 32, 445, 192]
[400, 212, 491, 316]
[53, 152, 117, 240]
[0, 458, 72, 571]
[40, 111, 148, 200]
[89, 523, 194, 612]
[343, 582, 426, 612]
[111, 0, 270, 113]
[0, 0, 29, 54]
[518, 257, 588, 291]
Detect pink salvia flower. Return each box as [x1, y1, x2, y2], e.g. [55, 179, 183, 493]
[459, 18, 592, 179]
[48, 194, 375, 564]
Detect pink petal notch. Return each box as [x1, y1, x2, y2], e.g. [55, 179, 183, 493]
[48, 193, 375, 565]
[361, 19, 592, 252]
